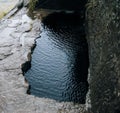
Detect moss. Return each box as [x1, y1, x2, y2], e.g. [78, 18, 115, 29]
[29, 0, 38, 12]
[86, 0, 97, 10]
[0, 12, 7, 19]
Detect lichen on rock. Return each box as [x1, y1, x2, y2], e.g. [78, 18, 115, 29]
[87, 0, 120, 113]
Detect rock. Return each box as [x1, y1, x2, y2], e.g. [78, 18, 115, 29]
[0, 95, 7, 112]
[16, 0, 24, 9]
[0, 0, 18, 19]
[10, 32, 22, 39]
[87, 0, 120, 113]
[23, 0, 30, 7]
[15, 0, 30, 9]
[17, 23, 32, 32]
[8, 19, 22, 27]
[21, 14, 32, 24]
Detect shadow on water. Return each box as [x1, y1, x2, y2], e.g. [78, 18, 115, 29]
[36, 0, 87, 11]
[25, 12, 89, 104]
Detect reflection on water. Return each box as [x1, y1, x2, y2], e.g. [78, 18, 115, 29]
[25, 12, 89, 103]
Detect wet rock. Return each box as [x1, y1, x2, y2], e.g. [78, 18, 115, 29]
[87, 0, 120, 113]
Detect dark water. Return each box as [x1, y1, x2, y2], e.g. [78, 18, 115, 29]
[36, 0, 87, 11]
[25, 12, 89, 103]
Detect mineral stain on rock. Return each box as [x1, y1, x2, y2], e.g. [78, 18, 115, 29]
[0, 0, 18, 19]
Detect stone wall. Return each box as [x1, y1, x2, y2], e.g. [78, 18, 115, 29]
[87, 0, 120, 113]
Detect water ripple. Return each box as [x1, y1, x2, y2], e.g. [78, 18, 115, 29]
[25, 12, 89, 103]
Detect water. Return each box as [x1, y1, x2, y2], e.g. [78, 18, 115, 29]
[25, 12, 89, 104]
[36, 0, 87, 11]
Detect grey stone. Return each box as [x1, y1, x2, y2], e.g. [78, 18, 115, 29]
[17, 23, 32, 33]
[8, 19, 22, 28]
[23, 0, 30, 7]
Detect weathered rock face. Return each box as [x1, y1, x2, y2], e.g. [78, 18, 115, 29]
[87, 0, 120, 113]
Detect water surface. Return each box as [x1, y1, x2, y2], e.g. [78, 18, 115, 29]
[36, 0, 87, 11]
[25, 12, 89, 103]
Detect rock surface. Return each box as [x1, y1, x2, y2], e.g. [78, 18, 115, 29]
[0, 0, 18, 19]
[23, 0, 30, 7]
[87, 0, 120, 113]
[0, 8, 86, 113]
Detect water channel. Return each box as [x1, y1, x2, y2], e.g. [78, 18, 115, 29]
[25, 12, 89, 104]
